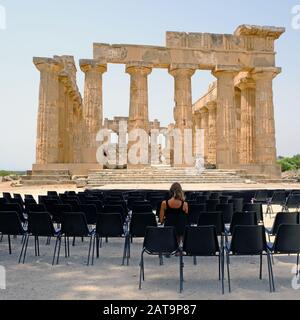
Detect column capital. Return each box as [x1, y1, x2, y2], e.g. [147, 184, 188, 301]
[199, 106, 209, 115]
[33, 57, 63, 73]
[212, 65, 240, 78]
[252, 67, 281, 81]
[79, 59, 107, 74]
[206, 101, 217, 111]
[126, 62, 152, 76]
[169, 64, 196, 77]
[236, 76, 256, 90]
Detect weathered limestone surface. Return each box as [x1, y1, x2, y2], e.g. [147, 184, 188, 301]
[80, 59, 107, 163]
[31, 25, 284, 178]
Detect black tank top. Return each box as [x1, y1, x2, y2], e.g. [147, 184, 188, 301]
[164, 199, 188, 236]
[165, 199, 185, 215]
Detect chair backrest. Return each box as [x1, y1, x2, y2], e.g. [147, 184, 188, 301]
[198, 212, 224, 235]
[273, 224, 300, 253]
[103, 205, 126, 222]
[130, 213, 158, 237]
[271, 212, 299, 235]
[47, 191, 58, 197]
[243, 203, 263, 222]
[28, 212, 56, 237]
[229, 198, 243, 212]
[216, 203, 234, 224]
[230, 211, 257, 234]
[230, 225, 266, 255]
[183, 226, 220, 256]
[210, 192, 221, 200]
[0, 198, 8, 205]
[0, 203, 25, 223]
[206, 199, 220, 212]
[26, 203, 46, 214]
[51, 204, 72, 223]
[188, 204, 206, 225]
[219, 196, 231, 204]
[143, 226, 178, 254]
[132, 204, 153, 214]
[254, 190, 269, 202]
[0, 211, 24, 235]
[3, 192, 12, 200]
[24, 198, 37, 206]
[78, 204, 97, 225]
[270, 191, 286, 205]
[286, 194, 300, 208]
[196, 195, 209, 204]
[96, 213, 124, 237]
[61, 212, 90, 237]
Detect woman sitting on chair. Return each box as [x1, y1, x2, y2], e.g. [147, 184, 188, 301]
[160, 182, 189, 243]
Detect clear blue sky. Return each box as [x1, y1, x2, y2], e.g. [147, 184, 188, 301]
[0, 0, 299, 170]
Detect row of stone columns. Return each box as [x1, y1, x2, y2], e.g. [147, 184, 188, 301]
[34, 55, 279, 171]
[196, 67, 280, 170]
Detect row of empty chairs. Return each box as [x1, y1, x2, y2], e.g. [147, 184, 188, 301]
[1, 189, 300, 294]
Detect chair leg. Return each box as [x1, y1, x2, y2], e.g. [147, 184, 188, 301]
[139, 251, 145, 290]
[56, 237, 62, 265]
[193, 256, 197, 266]
[22, 235, 30, 264]
[159, 254, 163, 266]
[18, 234, 28, 263]
[8, 235, 12, 255]
[122, 236, 127, 266]
[96, 235, 100, 258]
[64, 236, 68, 258]
[221, 251, 225, 295]
[52, 237, 59, 266]
[179, 253, 183, 293]
[297, 253, 299, 276]
[126, 236, 130, 266]
[259, 254, 263, 280]
[218, 253, 221, 281]
[0, 234, 3, 242]
[87, 236, 92, 266]
[34, 236, 37, 256]
[266, 252, 275, 292]
[67, 237, 70, 257]
[72, 236, 76, 246]
[226, 252, 231, 293]
[91, 234, 96, 266]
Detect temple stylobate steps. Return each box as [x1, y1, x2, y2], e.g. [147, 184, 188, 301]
[87, 168, 247, 186]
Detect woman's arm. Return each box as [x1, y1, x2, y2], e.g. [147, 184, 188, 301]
[183, 201, 189, 214]
[159, 201, 166, 224]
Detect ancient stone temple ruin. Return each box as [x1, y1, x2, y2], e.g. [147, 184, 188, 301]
[30, 25, 285, 182]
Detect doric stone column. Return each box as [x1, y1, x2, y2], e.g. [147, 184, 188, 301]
[252, 67, 281, 165]
[199, 108, 209, 163]
[126, 63, 152, 133]
[207, 102, 217, 165]
[237, 77, 256, 164]
[169, 65, 195, 166]
[126, 63, 152, 167]
[33, 57, 63, 164]
[212, 67, 239, 167]
[80, 59, 107, 163]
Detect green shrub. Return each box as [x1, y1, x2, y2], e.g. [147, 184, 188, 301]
[278, 154, 300, 172]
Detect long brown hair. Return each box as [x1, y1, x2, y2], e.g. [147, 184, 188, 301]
[169, 182, 185, 201]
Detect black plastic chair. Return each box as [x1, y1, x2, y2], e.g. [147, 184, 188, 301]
[103, 205, 126, 224]
[265, 212, 299, 242]
[139, 226, 181, 291]
[268, 224, 300, 281]
[51, 204, 72, 225]
[182, 226, 224, 294]
[225, 225, 274, 293]
[254, 190, 269, 204]
[93, 213, 129, 265]
[59, 212, 94, 266]
[0, 211, 26, 255]
[25, 203, 46, 214]
[164, 213, 189, 238]
[216, 203, 234, 224]
[229, 198, 243, 213]
[243, 203, 264, 223]
[132, 205, 153, 214]
[0, 203, 26, 224]
[129, 213, 157, 240]
[20, 211, 61, 265]
[283, 194, 300, 212]
[188, 204, 206, 225]
[206, 199, 220, 212]
[226, 211, 258, 236]
[266, 191, 287, 216]
[77, 204, 98, 225]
